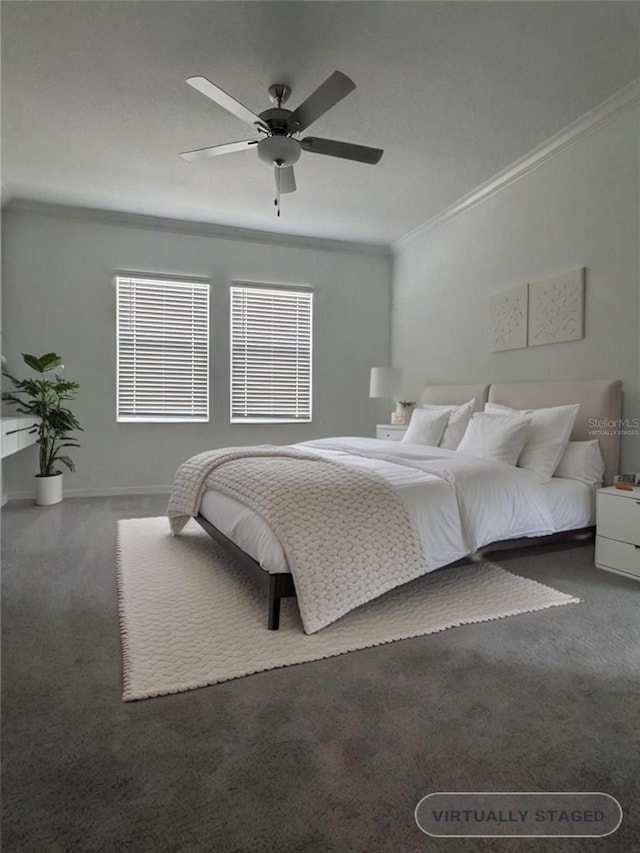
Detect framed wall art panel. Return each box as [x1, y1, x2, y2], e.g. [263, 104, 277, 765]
[490, 282, 528, 352]
[528, 268, 585, 346]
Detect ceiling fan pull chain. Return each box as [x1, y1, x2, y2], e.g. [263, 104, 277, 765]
[275, 162, 281, 217]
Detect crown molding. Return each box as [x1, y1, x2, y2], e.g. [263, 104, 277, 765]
[394, 78, 640, 253]
[5, 199, 391, 257]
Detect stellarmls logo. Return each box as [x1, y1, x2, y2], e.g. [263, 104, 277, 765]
[588, 417, 639, 437]
[415, 792, 623, 838]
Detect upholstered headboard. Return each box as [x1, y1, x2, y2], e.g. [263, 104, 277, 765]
[488, 379, 623, 485]
[420, 384, 490, 413]
[420, 379, 622, 485]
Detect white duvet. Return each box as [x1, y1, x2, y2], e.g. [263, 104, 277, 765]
[200, 437, 558, 574]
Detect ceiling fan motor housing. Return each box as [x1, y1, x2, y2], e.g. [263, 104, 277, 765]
[257, 135, 301, 167]
[258, 107, 297, 135]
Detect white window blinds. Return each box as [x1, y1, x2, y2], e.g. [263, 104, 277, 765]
[230, 284, 313, 423]
[116, 275, 210, 422]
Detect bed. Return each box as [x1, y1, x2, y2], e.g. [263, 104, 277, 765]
[169, 379, 622, 632]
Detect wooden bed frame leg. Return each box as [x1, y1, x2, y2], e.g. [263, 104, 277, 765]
[194, 516, 297, 631]
[268, 575, 281, 631]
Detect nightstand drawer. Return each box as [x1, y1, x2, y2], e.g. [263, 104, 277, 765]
[596, 535, 640, 580]
[597, 492, 640, 546]
[376, 426, 406, 441]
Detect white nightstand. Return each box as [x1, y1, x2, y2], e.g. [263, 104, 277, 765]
[595, 486, 640, 582]
[376, 424, 407, 441]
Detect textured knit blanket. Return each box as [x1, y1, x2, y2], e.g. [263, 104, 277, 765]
[167, 446, 426, 634]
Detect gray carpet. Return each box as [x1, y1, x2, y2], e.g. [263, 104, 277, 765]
[2, 495, 639, 853]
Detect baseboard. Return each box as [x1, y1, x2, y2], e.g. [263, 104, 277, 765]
[5, 484, 172, 501]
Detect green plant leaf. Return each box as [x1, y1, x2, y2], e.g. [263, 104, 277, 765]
[39, 353, 64, 372]
[21, 352, 63, 373]
[1, 372, 25, 388]
[56, 455, 76, 472]
[5, 425, 33, 436]
[52, 379, 79, 396]
[22, 353, 44, 372]
[2, 393, 26, 406]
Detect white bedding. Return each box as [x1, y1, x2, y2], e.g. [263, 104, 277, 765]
[199, 437, 592, 575]
[542, 477, 596, 531]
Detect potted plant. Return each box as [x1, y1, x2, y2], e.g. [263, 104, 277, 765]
[2, 352, 81, 505]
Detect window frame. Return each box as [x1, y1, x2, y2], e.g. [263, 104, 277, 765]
[229, 281, 313, 424]
[115, 272, 210, 424]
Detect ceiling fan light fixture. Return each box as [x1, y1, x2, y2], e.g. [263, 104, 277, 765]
[257, 136, 301, 167]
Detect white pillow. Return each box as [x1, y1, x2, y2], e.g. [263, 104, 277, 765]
[400, 408, 451, 447]
[456, 412, 530, 465]
[554, 440, 605, 486]
[484, 402, 579, 482]
[419, 399, 475, 450]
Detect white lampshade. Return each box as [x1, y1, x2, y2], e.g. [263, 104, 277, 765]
[369, 367, 402, 399]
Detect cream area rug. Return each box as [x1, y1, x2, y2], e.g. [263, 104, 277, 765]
[116, 517, 580, 701]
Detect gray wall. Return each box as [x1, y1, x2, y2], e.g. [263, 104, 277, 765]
[392, 105, 640, 470]
[2, 210, 391, 495]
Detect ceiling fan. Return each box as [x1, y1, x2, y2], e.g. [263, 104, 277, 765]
[179, 71, 384, 216]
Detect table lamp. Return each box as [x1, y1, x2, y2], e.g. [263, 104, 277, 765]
[369, 367, 403, 423]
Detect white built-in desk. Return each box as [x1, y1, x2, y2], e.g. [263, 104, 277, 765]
[1, 416, 39, 506]
[2, 416, 39, 458]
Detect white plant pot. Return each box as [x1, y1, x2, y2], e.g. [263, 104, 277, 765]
[35, 473, 63, 506]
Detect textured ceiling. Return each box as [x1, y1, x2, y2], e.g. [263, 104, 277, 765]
[2, 1, 639, 246]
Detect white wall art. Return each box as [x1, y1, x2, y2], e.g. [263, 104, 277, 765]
[490, 282, 528, 352]
[528, 268, 585, 346]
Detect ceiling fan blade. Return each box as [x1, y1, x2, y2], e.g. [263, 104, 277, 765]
[288, 71, 356, 133]
[279, 165, 296, 194]
[186, 76, 267, 130]
[301, 137, 383, 164]
[179, 139, 259, 162]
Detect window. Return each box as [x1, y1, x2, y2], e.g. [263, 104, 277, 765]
[230, 284, 313, 423]
[116, 275, 210, 422]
